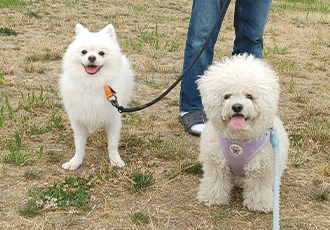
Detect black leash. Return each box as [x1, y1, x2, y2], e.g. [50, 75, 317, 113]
[107, 0, 231, 113]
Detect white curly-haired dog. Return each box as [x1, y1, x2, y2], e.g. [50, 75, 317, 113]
[196, 54, 289, 213]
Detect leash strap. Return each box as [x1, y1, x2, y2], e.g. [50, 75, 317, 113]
[106, 0, 232, 113]
[271, 128, 281, 230]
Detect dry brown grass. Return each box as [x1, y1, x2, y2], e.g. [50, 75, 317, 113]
[1, 0, 330, 229]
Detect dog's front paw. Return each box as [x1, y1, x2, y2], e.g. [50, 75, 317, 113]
[197, 190, 230, 207]
[62, 158, 82, 170]
[243, 190, 273, 213]
[243, 198, 273, 213]
[110, 158, 125, 168]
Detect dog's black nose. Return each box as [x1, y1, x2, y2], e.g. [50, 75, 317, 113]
[232, 103, 243, 113]
[88, 55, 96, 62]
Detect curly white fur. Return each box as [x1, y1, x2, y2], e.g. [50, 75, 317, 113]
[196, 54, 289, 212]
[59, 24, 134, 170]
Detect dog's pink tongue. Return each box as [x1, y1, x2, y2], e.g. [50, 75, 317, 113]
[85, 65, 99, 74]
[230, 115, 245, 130]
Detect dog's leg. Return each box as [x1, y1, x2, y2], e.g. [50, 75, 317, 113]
[197, 159, 233, 206]
[242, 171, 273, 213]
[105, 115, 125, 168]
[62, 122, 88, 170]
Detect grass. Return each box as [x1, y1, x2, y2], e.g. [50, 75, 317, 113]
[0, 72, 4, 85]
[23, 168, 38, 179]
[276, 0, 330, 13]
[132, 211, 151, 225]
[313, 187, 330, 201]
[180, 161, 203, 175]
[19, 199, 43, 217]
[3, 131, 43, 165]
[0, 27, 17, 36]
[0, 0, 25, 7]
[0, 0, 330, 229]
[20, 176, 95, 216]
[130, 170, 155, 190]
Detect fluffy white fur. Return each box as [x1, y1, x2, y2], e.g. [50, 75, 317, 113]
[196, 54, 289, 213]
[59, 24, 134, 170]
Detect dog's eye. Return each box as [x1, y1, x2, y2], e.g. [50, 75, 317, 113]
[81, 50, 87, 55]
[99, 51, 105, 56]
[246, 94, 254, 100]
[224, 94, 231, 100]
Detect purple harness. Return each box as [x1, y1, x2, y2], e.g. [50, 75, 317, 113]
[217, 129, 271, 177]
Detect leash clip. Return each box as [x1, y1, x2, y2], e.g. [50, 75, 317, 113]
[104, 85, 124, 113]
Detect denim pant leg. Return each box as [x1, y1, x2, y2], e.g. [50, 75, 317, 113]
[180, 0, 228, 112]
[233, 0, 272, 58]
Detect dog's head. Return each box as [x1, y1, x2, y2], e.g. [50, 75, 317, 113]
[197, 54, 280, 139]
[62, 23, 122, 77]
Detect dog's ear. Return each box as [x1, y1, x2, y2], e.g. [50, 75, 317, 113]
[75, 23, 89, 36]
[102, 24, 117, 40]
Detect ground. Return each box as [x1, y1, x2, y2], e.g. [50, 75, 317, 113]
[0, 0, 330, 229]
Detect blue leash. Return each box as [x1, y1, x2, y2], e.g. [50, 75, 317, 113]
[271, 128, 280, 230]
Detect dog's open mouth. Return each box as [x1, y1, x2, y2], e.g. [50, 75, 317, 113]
[230, 114, 247, 130]
[84, 65, 102, 74]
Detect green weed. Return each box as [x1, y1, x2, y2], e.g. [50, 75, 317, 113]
[313, 187, 329, 201]
[19, 199, 43, 217]
[154, 144, 183, 161]
[180, 161, 203, 175]
[167, 100, 179, 107]
[139, 23, 164, 44]
[276, 0, 330, 13]
[23, 168, 38, 180]
[167, 41, 181, 52]
[289, 74, 295, 93]
[0, 27, 17, 36]
[307, 119, 330, 146]
[20, 176, 94, 217]
[147, 138, 163, 148]
[3, 131, 43, 165]
[125, 37, 142, 53]
[120, 133, 145, 154]
[4, 93, 15, 122]
[132, 211, 151, 225]
[45, 150, 63, 163]
[264, 44, 292, 57]
[66, 0, 79, 6]
[0, 0, 25, 7]
[124, 112, 143, 124]
[25, 11, 41, 18]
[290, 132, 304, 147]
[0, 105, 4, 127]
[289, 149, 309, 168]
[28, 109, 63, 135]
[0, 72, 4, 85]
[34, 176, 93, 210]
[164, 169, 179, 180]
[144, 79, 160, 89]
[25, 50, 62, 62]
[22, 85, 49, 108]
[130, 170, 155, 190]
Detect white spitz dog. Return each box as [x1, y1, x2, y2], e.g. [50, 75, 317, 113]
[59, 23, 134, 170]
[196, 54, 289, 212]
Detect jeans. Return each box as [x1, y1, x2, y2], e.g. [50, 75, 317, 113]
[180, 0, 272, 112]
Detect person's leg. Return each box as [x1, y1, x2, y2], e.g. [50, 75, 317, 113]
[180, 0, 228, 135]
[233, 0, 272, 58]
